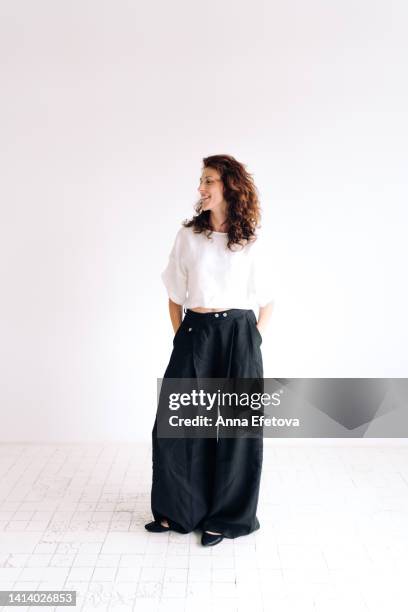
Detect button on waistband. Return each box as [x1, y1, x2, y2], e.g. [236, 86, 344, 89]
[214, 313, 219, 318]
[223, 312, 228, 317]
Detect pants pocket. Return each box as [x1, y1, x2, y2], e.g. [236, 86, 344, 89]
[173, 323, 183, 345]
[249, 313, 262, 346]
[254, 324, 263, 345]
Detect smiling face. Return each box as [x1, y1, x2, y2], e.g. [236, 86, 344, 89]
[198, 167, 225, 212]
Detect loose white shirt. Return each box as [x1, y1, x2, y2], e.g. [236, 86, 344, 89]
[161, 226, 274, 309]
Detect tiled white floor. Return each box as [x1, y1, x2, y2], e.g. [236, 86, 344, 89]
[0, 442, 407, 611]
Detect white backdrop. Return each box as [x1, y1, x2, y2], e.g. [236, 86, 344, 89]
[0, 0, 407, 442]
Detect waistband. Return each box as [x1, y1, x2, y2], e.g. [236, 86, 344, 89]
[183, 308, 253, 323]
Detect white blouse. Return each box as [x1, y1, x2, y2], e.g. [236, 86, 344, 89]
[161, 226, 274, 309]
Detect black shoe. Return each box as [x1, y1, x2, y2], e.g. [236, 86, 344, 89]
[144, 520, 170, 533]
[201, 531, 224, 546]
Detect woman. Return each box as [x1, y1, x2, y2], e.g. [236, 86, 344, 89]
[145, 154, 274, 546]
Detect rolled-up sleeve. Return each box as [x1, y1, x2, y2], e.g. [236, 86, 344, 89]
[161, 228, 188, 306]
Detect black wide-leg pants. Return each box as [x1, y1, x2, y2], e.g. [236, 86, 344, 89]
[150, 308, 264, 539]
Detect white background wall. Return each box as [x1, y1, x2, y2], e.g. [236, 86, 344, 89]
[0, 0, 407, 442]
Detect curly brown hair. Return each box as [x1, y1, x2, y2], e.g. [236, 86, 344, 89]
[183, 154, 262, 250]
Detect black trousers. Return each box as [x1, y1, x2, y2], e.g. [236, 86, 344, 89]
[150, 308, 264, 539]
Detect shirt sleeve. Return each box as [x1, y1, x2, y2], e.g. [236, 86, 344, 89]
[250, 235, 275, 307]
[161, 227, 188, 306]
